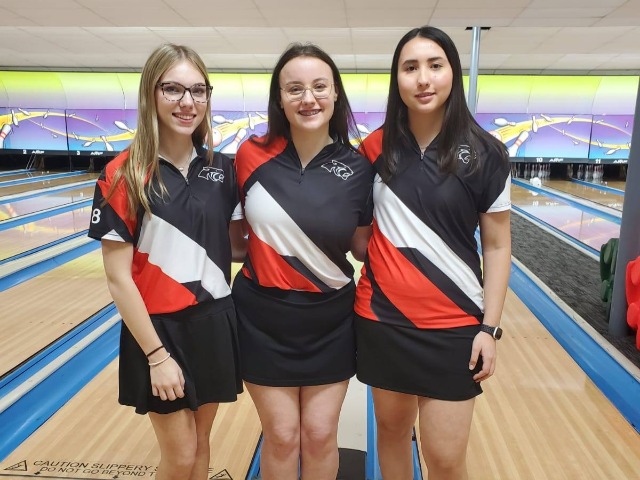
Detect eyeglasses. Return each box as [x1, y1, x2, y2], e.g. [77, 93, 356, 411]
[156, 82, 212, 103]
[280, 81, 334, 102]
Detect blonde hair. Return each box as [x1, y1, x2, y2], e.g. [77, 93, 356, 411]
[106, 43, 214, 217]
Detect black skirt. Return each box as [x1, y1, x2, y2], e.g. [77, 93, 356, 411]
[232, 273, 356, 387]
[356, 315, 483, 401]
[118, 296, 243, 415]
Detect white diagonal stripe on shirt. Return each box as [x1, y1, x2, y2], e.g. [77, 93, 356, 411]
[373, 177, 484, 310]
[138, 213, 231, 299]
[245, 181, 351, 289]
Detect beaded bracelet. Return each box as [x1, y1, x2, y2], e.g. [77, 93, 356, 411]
[148, 352, 171, 367]
[145, 345, 164, 358]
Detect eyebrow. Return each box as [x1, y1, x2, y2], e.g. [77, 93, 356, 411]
[401, 56, 445, 65]
[284, 77, 331, 84]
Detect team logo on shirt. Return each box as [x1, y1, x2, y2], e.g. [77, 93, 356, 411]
[198, 167, 225, 182]
[457, 144, 476, 164]
[321, 160, 354, 180]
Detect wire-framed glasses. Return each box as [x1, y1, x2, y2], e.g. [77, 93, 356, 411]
[280, 81, 334, 102]
[156, 82, 212, 103]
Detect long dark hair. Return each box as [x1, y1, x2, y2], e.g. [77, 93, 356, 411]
[254, 42, 360, 150]
[380, 26, 508, 182]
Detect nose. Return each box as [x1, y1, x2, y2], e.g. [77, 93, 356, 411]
[300, 88, 315, 102]
[417, 68, 430, 87]
[180, 89, 195, 106]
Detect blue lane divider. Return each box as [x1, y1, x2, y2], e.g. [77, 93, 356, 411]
[0, 321, 120, 461]
[569, 177, 625, 196]
[0, 169, 32, 178]
[510, 260, 640, 432]
[0, 230, 88, 267]
[0, 199, 92, 231]
[365, 386, 422, 479]
[0, 180, 96, 206]
[512, 178, 621, 225]
[0, 239, 99, 292]
[0, 170, 87, 187]
[512, 204, 600, 257]
[0, 303, 117, 392]
[245, 435, 263, 480]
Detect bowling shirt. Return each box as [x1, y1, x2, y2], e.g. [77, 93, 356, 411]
[235, 135, 374, 293]
[355, 129, 511, 329]
[88, 149, 242, 314]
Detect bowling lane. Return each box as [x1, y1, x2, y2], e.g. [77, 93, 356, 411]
[511, 184, 619, 252]
[0, 184, 95, 219]
[0, 205, 91, 260]
[543, 179, 624, 210]
[0, 173, 99, 197]
[0, 170, 54, 182]
[1, 250, 112, 377]
[605, 180, 626, 191]
[0, 360, 262, 480]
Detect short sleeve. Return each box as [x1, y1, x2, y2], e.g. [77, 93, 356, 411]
[87, 161, 137, 244]
[478, 150, 511, 214]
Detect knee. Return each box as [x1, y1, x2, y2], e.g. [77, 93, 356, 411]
[423, 448, 467, 476]
[264, 424, 300, 457]
[161, 443, 198, 476]
[300, 421, 336, 455]
[375, 412, 414, 438]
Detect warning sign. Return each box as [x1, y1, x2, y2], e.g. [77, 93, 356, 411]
[3, 461, 27, 472]
[209, 470, 233, 479]
[0, 459, 158, 478]
[0, 460, 236, 479]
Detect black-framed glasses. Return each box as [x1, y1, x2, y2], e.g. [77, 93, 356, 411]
[156, 82, 212, 103]
[280, 81, 334, 102]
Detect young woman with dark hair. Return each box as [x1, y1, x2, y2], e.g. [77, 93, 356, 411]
[232, 42, 374, 480]
[356, 26, 512, 480]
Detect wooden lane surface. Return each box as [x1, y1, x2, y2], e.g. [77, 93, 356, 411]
[0, 173, 99, 197]
[0, 171, 53, 183]
[416, 289, 640, 479]
[0, 185, 96, 220]
[0, 361, 262, 480]
[0, 206, 91, 260]
[1, 250, 112, 376]
[543, 179, 624, 211]
[605, 180, 626, 191]
[510, 184, 619, 252]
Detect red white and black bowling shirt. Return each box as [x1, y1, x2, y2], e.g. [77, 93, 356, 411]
[88, 149, 241, 314]
[355, 129, 511, 329]
[235, 136, 374, 293]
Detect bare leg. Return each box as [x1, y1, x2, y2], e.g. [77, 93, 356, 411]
[418, 397, 475, 480]
[245, 382, 301, 480]
[299, 381, 349, 479]
[371, 387, 418, 479]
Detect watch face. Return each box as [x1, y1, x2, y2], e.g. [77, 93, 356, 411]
[494, 327, 503, 340]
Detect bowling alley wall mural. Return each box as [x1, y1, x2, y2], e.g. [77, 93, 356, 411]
[0, 71, 636, 164]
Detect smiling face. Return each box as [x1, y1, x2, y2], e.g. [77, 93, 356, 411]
[155, 59, 208, 144]
[396, 36, 453, 123]
[278, 56, 338, 138]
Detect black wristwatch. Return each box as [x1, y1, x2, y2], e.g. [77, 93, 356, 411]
[479, 324, 503, 340]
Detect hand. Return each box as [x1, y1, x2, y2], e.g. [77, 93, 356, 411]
[150, 356, 186, 401]
[469, 332, 497, 382]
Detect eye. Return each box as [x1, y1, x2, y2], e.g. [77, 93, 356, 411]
[287, 85, 304, 95]
[431, 63, 443, 70]
[191, 85, 207, 96]
[163, 83, 182, 94]
[404, 64, 417, 72]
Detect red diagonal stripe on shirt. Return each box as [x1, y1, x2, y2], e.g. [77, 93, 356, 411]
[133, 251, 197, 314]
[247, 227, 321, 292]
[366, 222, 477, 329]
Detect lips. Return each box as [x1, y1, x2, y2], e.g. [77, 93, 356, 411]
[298, 109, 321, 116]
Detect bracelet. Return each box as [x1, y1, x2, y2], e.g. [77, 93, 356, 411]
[148, 352, 171, 367]
[145, 345, 164, 358]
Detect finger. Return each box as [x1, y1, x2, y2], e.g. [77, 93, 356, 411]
[166, 389, 177, 401]
[179, 371, 185, 389]
[469, 346, 481, 370]
[152, 386, 159, 397]
[158, 389, 168, 401]
[174, 384, 185, 398]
